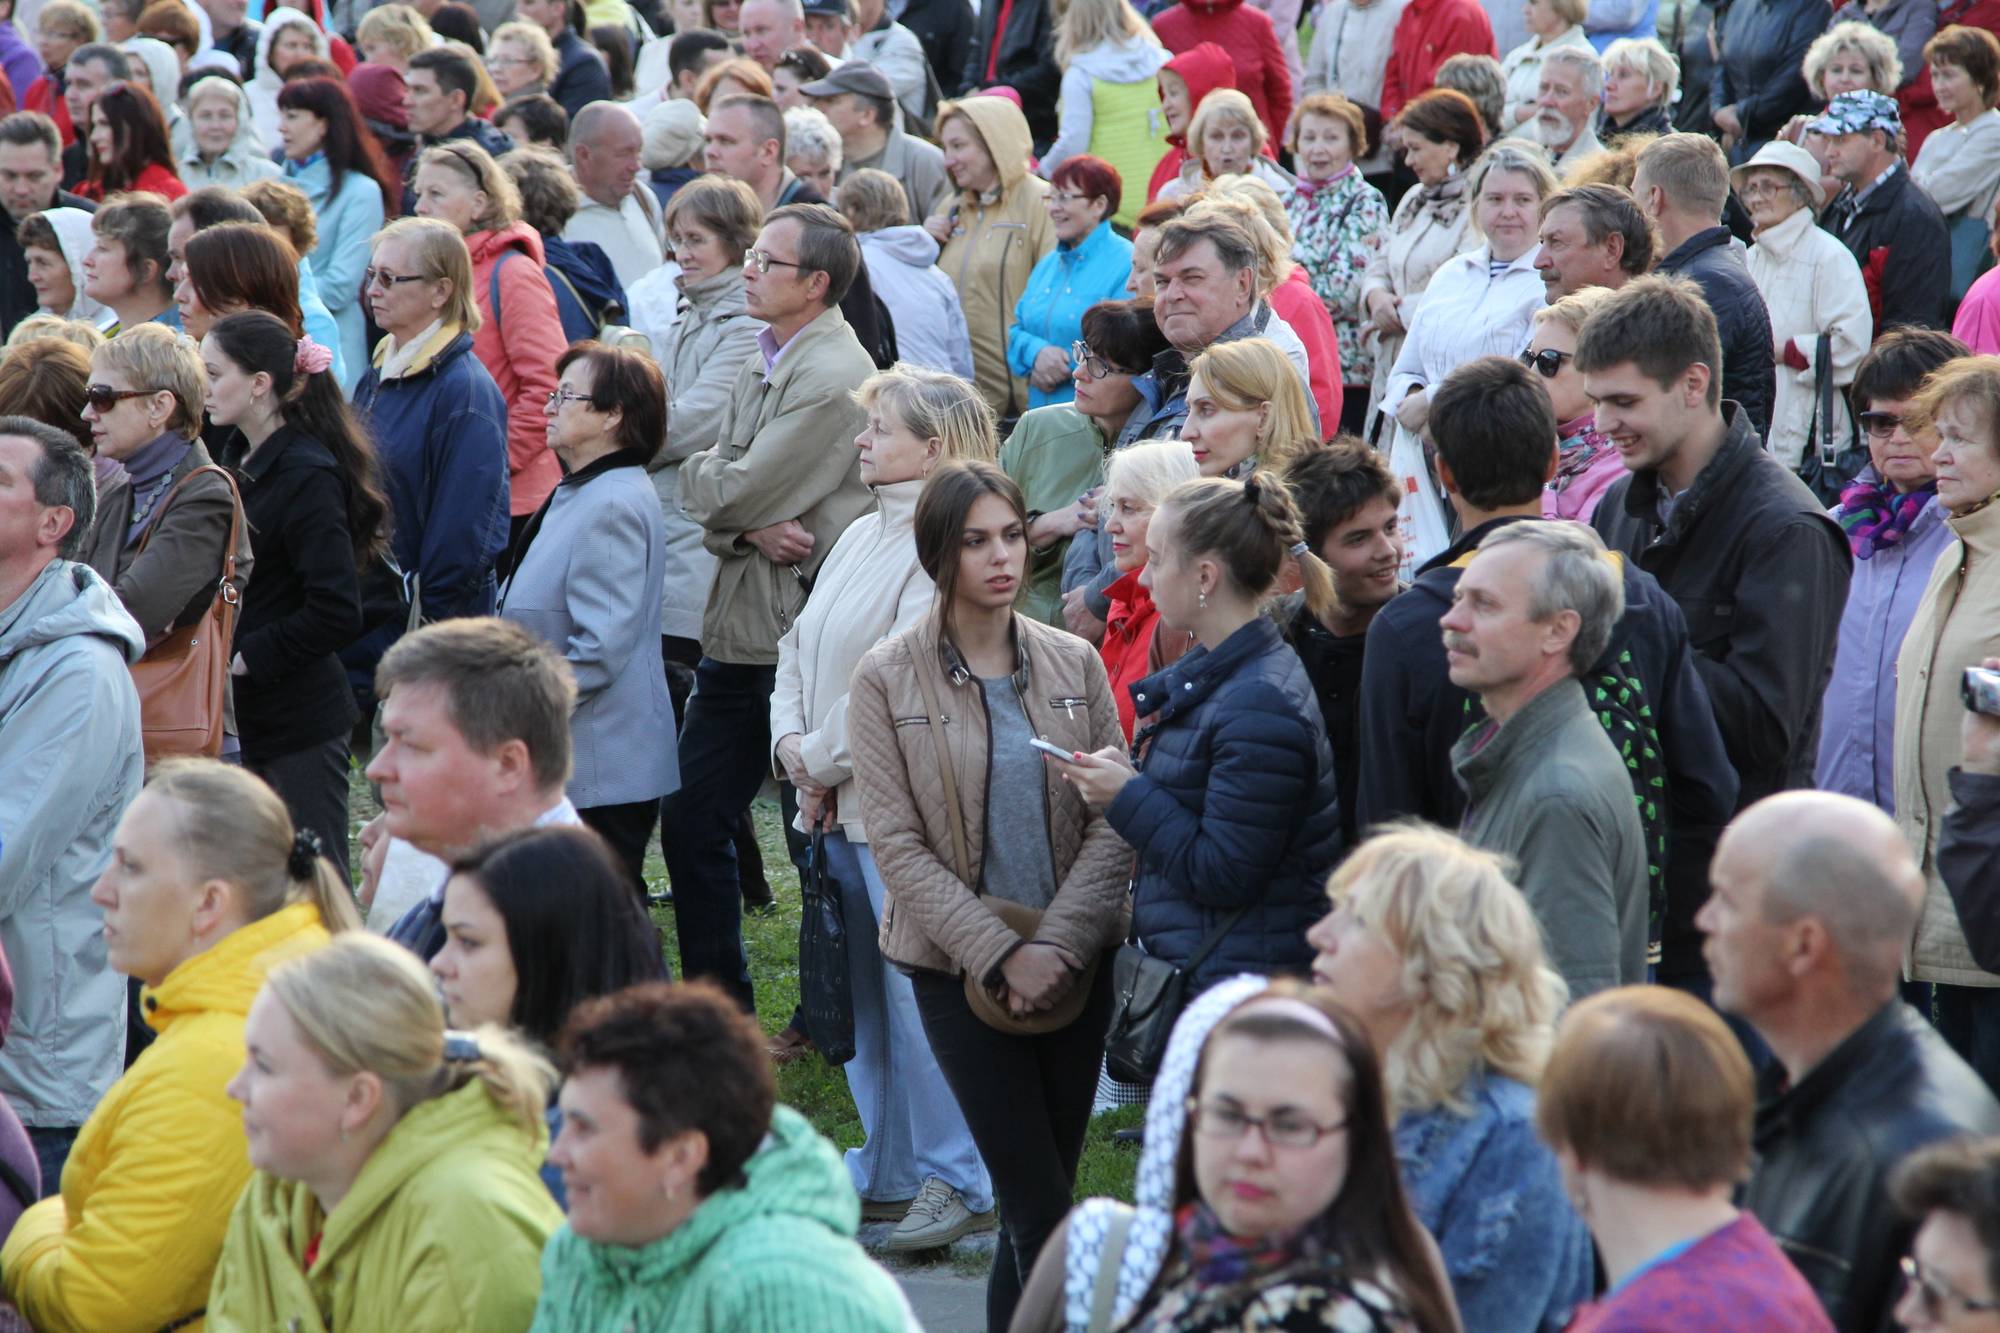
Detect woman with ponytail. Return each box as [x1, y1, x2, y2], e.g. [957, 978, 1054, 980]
[202, 311, 390, 878]
[0, 760, 355, 1333]
[208, 932, 563, 1331]
[1062, 471, 1343, 995]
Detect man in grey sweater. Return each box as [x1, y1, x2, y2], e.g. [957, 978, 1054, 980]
[1442, 518, 1651, 999]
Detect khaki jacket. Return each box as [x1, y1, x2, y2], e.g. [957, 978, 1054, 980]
[848, 607, 1132, 984]
[679, 305, 875, 666]
[1898, 499, 2000, 986]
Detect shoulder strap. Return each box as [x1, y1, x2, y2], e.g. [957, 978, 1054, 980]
[133, 463, 242, 583]
[1085, 1206, 1137, 1333]
[490, 249, 518, 343]
[1183, 902, 1255, 973]
[911, 641, 974, 889]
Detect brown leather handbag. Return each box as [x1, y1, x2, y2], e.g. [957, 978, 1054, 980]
[129, 464, 243, 760]
[911, 652, 1096, 1035]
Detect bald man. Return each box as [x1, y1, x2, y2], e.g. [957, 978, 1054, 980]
[1703, 792, 2000, 1333]
[564, 101, 665, 290]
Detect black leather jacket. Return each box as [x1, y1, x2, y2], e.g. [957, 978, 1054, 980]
[1743, 1001, 2000, 1332]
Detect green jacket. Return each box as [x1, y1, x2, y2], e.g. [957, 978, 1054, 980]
[529, 1106, 910, 1333]
[1000, 404, 1107, 627]
[206, 1080, 562, 1333]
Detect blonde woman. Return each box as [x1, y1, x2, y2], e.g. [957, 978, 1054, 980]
[1, 762, 353, 1333]
[1782, 20, 1903, 186]
[771, 366, 1001, 1252]
[1499, 0, 1593, 138]
[487, 20, 558, 101]
[1096, 437, 1200, 739]
[207, 933, 562, 1329]
[1042, 0, 1168, 223]
[1600, 38, 1681, 141]
[1309, 823, 1591, 1331]
[355, 3, 434, 72]
[1181, 335, 1319, 479]
[1157, 88, 1296, 200]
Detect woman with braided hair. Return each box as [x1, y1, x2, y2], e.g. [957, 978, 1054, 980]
[201, 311, 391, 877]
[1063, 471, 1344, 995]
[0, 759, 356, 1333]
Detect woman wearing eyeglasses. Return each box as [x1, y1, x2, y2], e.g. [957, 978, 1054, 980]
[1890, 1137, 2000, 1332]
[1010, 978, 1461, 1333]
[1004, 155, 1133, 413]
[1525, 287, 1624, 523]
[498, 344, 679, 885]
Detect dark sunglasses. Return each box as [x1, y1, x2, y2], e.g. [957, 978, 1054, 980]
[1859, 410, 1908, 440]
[84, 384, 153, 413]
[1519, 348, 1573, 379]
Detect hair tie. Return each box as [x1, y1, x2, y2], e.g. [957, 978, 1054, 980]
[1243, 477, 1261, 505]
[287, 828, 323, 880]
[442, 1030, 484, 1064]
[1289, 541, 1309, 559]
[294, 335, 334, 376]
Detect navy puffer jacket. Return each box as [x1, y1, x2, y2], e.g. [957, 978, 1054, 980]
[1107, 617, 1341, 991]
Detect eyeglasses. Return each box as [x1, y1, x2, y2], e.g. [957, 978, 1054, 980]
[1184, 1098, 1346, 1149]
[363, 267, 430, 290]
[1070, 341, 1119, 380]
[547, 388, 595, 409]
[1520, 347, 1574, 379]
[1860, 410, 1909, 440]
[1736, 178, 1788, 199]
[1049, 189, 1094, 206]
[744, 249, 805, 275]
[84, 384, 153, 413]
[1901, 1255, 2000, 1321]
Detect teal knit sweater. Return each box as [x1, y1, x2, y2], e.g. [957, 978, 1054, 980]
[529, 1106, 911, 1332]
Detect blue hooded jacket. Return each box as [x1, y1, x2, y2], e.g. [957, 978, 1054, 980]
[542, 235, 628, 343]
[1006, 219, 1133, 409]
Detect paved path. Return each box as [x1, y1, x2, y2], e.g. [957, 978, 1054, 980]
[895, 1269, 989, 1332]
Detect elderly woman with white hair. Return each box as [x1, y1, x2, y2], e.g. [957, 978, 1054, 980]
[1600, 37, 1680, 141]
[1158, 88, 1295, 200]
[784, 103, 843, 201]
[1500, 0, 1594, 138]
[1732, 139, 1872, 473]
[1308, 824, 1592, 1332]
[177, 75, 281, 187]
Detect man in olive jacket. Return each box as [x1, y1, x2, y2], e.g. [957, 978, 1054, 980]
[667, 203, 875, 1014]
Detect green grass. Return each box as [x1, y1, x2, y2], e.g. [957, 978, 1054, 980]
[351, 779, 1137, 1204]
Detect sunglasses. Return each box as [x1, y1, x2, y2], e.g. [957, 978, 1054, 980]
[84, 384, 153, 413]
[1859, 410, 1908, 440]
[1901, 1255, 2000, 1321]
[1520, 348, 1574, 379]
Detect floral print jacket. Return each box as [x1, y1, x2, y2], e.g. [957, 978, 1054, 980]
[1286, 168, 1392, 388]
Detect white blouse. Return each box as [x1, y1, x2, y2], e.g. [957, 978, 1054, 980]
[1384, 243, 1548, 407]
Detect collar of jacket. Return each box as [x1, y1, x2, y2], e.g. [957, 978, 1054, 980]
[1946, 486, 2000, 550]
[1127, 615, 1283, 728]
[139, 900, 328, 1034]
[1104, 564, 1156, 636]
[1418, 513, 1533, 578]
[560, 446, 651, 488]
[222, 422, 302, 483]
[676, 265, 747, 316]
[871, 475, 925, 527]
[372, 321, 465, 379]
[1752, 999, 1903, 1147]
[762, 305, 851, 385]
[1657, 225, 1734, 270]
[1749, 204, 1818, 258]
[1835, 162, 1907, 221]
[1148, 301, 1270, 399]
[1616, 401, 1761, 541]
[1451, 673, 1589, 803]
[1058, 219, 1118, 260]
[921, 602, 1030, 689]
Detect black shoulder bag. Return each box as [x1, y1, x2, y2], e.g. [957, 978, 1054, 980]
[1103, 906, 1251, 1084]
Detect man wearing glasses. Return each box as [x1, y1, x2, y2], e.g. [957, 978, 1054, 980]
[667, 203, 875, 1017]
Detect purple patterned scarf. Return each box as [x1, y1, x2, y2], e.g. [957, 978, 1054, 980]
[1175, 1200, 1319, 1287]
[1839, 477, 1935, 559]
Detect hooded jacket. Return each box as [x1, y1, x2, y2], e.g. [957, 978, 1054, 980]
[0, 561, 143, 1129]
[43, 206, 109, 325]
[178, 78, 281, 190]
[1147, 43, 1236, 203]
[1006, 219, 1133, 410]
[247, 9, 330, 148]
[541, 234, 627, 344]
[207, 1078, 563, 1332]
[283, 154, 385, 395]
[1044, 37, 1171, 222]
[932, 96, 1055, 423]
[1154, 0, 1294, 150]
[469, 222, 564, 519]
[858, 225, 974, 381]
[0, 903, 330, 1333]
[529, 1107, 909, 1332]
[1381, 0, 1497, 119]
[0, 194, 93, 332]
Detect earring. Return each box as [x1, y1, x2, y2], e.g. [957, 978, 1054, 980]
[1198, 588, 1208, 609]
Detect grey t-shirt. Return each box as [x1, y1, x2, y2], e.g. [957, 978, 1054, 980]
[978, 675, 1060, 910]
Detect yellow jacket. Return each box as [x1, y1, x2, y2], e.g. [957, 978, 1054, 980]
[1, 902, 331, 1333]
[932, 95, 1055, 423]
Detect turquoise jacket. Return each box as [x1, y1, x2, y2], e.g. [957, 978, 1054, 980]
[284, 153, 386, 395]
[1005, 220, 1133, 409]
[529, 1106, 909, 1332]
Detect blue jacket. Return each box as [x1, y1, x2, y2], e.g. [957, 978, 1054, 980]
[352, 327, 509, 642]
[549, 27, 612, 120]
[541, 235, 627, 343]
[1006, 220, 1133, 409]
[1398, 1074, 1593, 1333]
[1107, 617, 1340, 990]
[285, 153, 386, 395]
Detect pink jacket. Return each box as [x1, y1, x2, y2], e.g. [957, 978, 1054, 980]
[1154, 0, 1293, 150]
[469, 222, 563, 517]
[1271, 266, 1342, 435]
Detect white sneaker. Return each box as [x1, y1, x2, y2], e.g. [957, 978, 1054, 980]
[882, 1175, 996, 1252]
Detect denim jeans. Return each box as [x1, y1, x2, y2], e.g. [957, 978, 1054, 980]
[658, 657, 772, 1013]
[25, 1126, 76, 1199]
[1934, 984, 2000, 1090]
[822, 834, 992, 1211]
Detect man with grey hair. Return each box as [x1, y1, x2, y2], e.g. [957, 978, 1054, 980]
[564, 101, 665, 289]
[1533, 46, 1604, 167]
[1439, 514, 1650, 999]
[1705, 791, 2000, 1333]
[738, 0, 807, 70]
[0, 416, 144, 1188]
[1535, 183, 1653, 299]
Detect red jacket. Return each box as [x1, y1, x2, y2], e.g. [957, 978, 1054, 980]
[1380, 0, 1495, 121]
[468, 222, 563, 517]
[23, 74, 70, 145]
[1147, 42, 1248, 203]
[1101, 567, 1164, 741]
[75, 160, 186, 202]
[1154, 0, 1292, 158]
[1271, 266, 1342, 435]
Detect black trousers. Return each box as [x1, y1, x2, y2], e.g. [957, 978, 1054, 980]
[579, 799, 659, 899]
[911, 967, 1114, 1333]
[248, 734, 352, 881]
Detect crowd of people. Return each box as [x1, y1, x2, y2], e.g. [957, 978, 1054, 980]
[0, 0, 1998, 1327]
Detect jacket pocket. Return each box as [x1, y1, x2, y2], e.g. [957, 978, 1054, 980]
[1676, 595, 1735, 656]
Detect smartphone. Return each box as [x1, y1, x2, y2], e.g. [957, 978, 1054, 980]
[1965, 666, 2000, 718]
[1030, 737, 1080, 764]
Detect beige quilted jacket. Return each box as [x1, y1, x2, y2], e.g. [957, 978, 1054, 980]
[848, 607, 1133, 986]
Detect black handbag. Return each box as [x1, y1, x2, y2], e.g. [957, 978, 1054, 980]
[1799, 331, 1868, 508]
[1103, 907, 1250, 1084]
[796, 827, 856, 1066]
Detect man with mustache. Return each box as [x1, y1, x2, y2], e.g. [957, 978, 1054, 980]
[1533, 47, 1605, 169]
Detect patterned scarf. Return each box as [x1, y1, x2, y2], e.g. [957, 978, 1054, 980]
[1838, 476, 1934, 559]
[1292, 163, 1356, 200]
[1553, 419, 1613, 490]
[1175, 1200, 1319, 1288]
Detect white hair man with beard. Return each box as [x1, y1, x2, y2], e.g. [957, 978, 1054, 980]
[1534, 47, 1604, 169]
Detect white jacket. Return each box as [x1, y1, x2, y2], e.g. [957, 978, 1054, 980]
[1499, 25, 1595, 138]
[858, 225, 974, 381]
[1744, 205, 1872, 471]
[769, 478, 934, 843]
[1301, 0, 1408, 173]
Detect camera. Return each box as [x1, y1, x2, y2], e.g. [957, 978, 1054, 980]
[1964, 666, 2000, 718]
